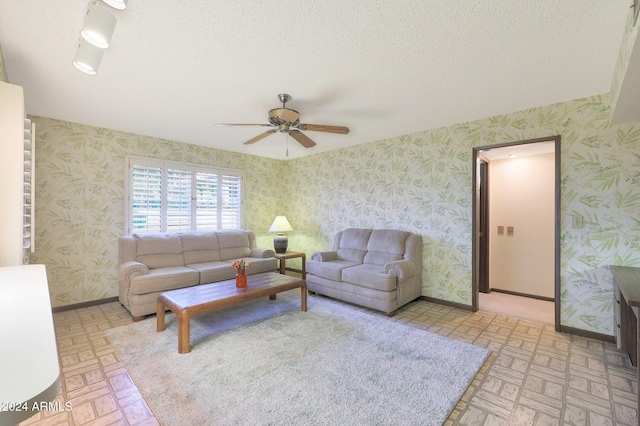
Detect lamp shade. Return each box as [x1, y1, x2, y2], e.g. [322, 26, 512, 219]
[72, 39, 104, 75]
[81, 3, 117, 49]
[269, 216, 293, 233]
[269, 216, 292, 253]
[102, 0, 128, 10]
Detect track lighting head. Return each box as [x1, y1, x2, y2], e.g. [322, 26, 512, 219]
[72, 39, 105, 75]
[80, 2, 117, 49]
[102, 0, 128, 10]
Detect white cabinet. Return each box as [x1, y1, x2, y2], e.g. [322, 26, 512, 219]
[0, 265, 60, 425]
[0, 81, 34, 266]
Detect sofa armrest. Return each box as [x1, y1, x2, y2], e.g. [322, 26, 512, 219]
[251, 248, 275, 258]
[118, 261, 149, 285]
[311, 251, 337, 262]
[384, 260, 416, 283]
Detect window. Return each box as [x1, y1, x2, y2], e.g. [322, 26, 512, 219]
[127, 156, 243, 234]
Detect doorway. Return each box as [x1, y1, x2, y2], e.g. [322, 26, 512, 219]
[472, 136, 561, 331]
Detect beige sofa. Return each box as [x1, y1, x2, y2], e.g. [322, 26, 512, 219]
[306, 228, 422, 315]
[118, 230, 277, 320]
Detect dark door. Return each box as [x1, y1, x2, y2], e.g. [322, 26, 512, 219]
[479, 159, 490, 293]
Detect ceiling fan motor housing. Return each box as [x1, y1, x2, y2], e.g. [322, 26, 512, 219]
[268, 108, 300, 128]
[215, 93, 348, 148]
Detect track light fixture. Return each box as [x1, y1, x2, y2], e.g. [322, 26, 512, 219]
[72, 39, 105, 75]
[102, 0, 127, 10]
[73, 0, 127, 75]
[80, 2, 116, 49]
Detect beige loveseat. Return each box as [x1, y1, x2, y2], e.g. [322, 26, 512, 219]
[306, 228, 422, 316]
[118, 230, 277, 320]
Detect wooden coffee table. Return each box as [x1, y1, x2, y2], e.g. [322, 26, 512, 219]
[157, 272, 307, 353]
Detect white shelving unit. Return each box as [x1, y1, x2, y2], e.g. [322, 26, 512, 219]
[23, 118, 34, 263]
[0, 81, 34, 266]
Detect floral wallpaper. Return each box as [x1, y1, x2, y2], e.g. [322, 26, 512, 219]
[31, 91, 640, 336]
[30, 119, 285, 305]
[283, 94, 640, 335]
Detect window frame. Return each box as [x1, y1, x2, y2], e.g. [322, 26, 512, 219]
[125, 156, 244, 235]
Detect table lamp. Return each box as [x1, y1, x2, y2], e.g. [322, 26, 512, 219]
[269, 216, 293, 253]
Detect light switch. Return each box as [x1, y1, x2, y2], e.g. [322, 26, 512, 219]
[497, 226, 504, 235]
[572, 215, 583, 229]
[507, 226, 514, 236]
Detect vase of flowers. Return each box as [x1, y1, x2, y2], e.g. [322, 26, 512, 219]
[232, 259, 251, 288]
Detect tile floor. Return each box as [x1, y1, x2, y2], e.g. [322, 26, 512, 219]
[479, 291, 555, 325]
[18, 293, 638, 426]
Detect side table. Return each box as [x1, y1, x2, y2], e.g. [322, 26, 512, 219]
[274, 251, 306, 279]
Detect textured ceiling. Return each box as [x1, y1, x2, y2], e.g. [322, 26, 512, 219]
[0, 1, 630, 160]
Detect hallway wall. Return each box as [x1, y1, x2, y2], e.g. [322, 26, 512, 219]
[489, 153, 555, 298]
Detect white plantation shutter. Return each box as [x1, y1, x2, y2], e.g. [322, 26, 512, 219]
[166, 168, 192, 232]
[221, 174, 242, 229]
[196, 171, 218, 230]
[127, 157, 243, 234]
[131, 164, 162, 233]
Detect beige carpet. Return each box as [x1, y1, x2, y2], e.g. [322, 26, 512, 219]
[106, 291, 489, 425]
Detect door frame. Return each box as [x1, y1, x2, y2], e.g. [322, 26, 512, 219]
[478, 158, 490, 293]
[471, 135, 561, 331]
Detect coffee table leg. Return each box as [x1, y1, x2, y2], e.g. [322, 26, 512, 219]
[177, 309, 191, 354]
[157, 298, 166, 332]
[301, 286, 307, 312]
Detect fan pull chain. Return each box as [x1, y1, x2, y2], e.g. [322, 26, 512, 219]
[286, 134, 289, 157]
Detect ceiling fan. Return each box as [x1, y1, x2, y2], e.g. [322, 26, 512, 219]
[215, 94, 350, 148]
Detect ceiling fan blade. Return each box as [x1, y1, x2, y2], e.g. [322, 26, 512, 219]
[216, 123, 273, 127]
[289, 130, 316, 148]
[244, 129, 277, 145]
[298, 124, 349, 134]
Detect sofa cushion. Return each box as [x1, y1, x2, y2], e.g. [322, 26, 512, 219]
[336, 228, 372, 263]
[180, 231, 222, 264]
[363, 229, 410, 266]
[306, 259, 359, 282]
[129, 266, 199, 295]
[217, 230, 252, 260]
[341, 264, 397, 292]
[183, 249, 220, 265]
[243, 257, 279, 275]
[134, 233, 185, 268]
[368, 229, 409, 254]
[180, 231, 221, 251]
[137, 253, 185, 269]
[134, 233, 183, 255]
[363, 251, 403, 266]
[306, 274, 397, 312]
[188, 261, 236, 283]
[188, 257, 278, 284]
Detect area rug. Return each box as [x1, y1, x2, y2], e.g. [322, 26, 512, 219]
[106, 292, 489, 425]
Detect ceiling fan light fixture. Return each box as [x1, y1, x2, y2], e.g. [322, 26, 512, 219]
[80, 2, 117, 49]
[102, 0, 128, 10]
[218, 93, 349, 150]
[72, 39, 104, 75]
